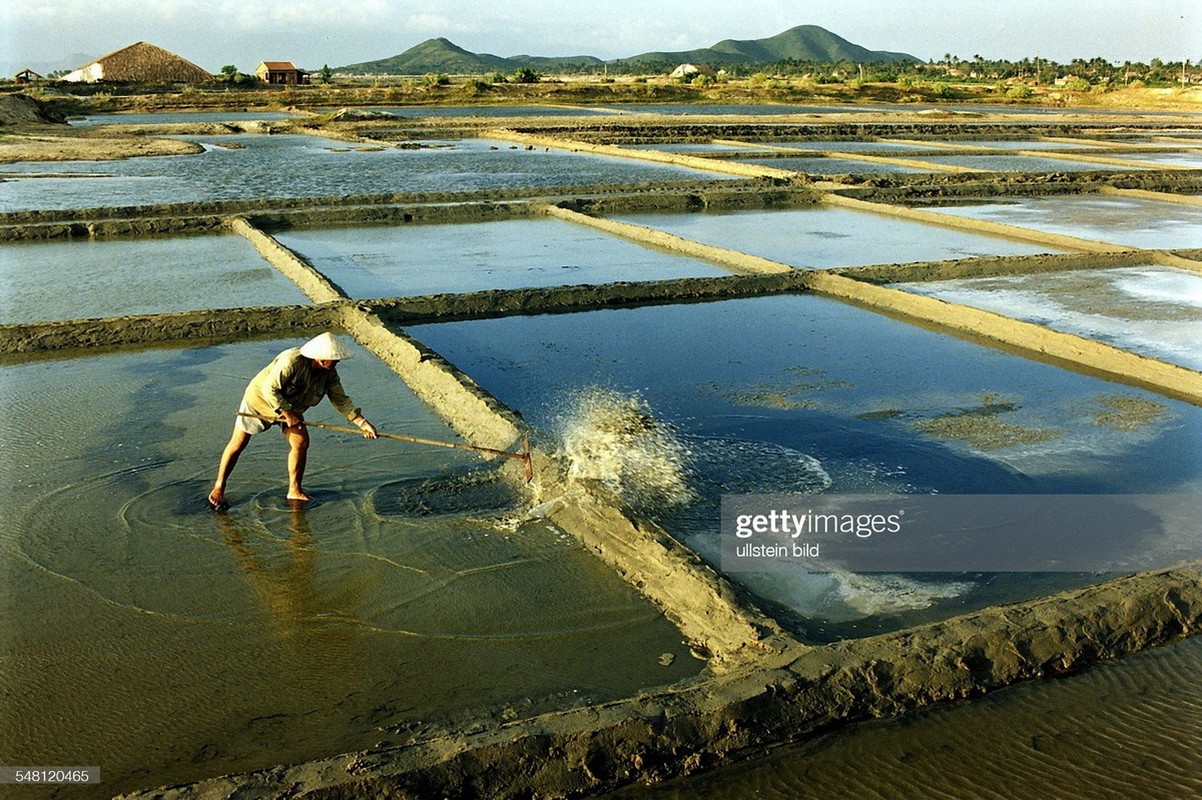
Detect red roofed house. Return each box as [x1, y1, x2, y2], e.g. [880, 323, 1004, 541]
[255, 61, 309, 85]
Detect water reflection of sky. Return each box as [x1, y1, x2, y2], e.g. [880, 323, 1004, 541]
[927, 195, 1202, 250]
[275, 217, 722, 297]
[410, 295, 1202, 496]
[0, 234, 308, 323]
[0, 133, 727, 211]
[917, 154, 1150, 172]
[611, 207, 1058, 266]
[895, 266, 1202, 371]
[411, 296, 1202, 630]
[733, 156, 926, 174]
[2, 340, 695, 795]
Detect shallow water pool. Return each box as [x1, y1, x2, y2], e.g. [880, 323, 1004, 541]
[894, 265, 1202, 370]
[0, 233, 308, 323]
[274, 217, 724, 298]
[928, 195, 1202, 250]
[917, 154, 1144, 172]
[609, 634, 1202, 800]
[410, 295, 1202, 633]
[735, 156, 927, 175]
[610, 207, 1059, 267]
[0, 134, 727, 212]
[0, 339, 696, 797]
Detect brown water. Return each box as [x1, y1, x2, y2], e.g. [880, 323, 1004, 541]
[0, 340, 697, 798]
[608, 635, 1202, 799]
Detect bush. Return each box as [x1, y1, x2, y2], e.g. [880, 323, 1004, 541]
[424, 73, 450, 87]
[488, 71, 509, 84]
[512, 67, 541, 84]
[1006, 84, 1034, 98]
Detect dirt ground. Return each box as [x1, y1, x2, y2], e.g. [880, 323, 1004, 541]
[0, 132, 204, 162]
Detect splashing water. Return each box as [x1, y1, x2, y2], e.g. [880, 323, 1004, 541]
[554, 388, 696, 511]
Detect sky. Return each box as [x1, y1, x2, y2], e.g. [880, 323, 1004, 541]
[3, 0, 1199, 75]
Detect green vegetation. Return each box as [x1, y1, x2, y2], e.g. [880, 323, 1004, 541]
[511, 66, 541, 84]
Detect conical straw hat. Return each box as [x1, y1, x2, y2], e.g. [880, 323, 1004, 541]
[299, 332, 354, 361]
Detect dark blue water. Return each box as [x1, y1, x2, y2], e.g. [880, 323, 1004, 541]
[410, 296, 1202, 633]
[411, 295, 1202, 497]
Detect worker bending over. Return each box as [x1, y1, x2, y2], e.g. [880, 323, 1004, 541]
[209, 332, 377, 509]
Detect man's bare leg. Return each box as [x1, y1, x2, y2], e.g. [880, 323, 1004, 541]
[210, 428, 252, 508]
[283, 424, 311, 501]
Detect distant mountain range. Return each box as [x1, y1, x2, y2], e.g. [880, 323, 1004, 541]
[335, 25, 920, 75]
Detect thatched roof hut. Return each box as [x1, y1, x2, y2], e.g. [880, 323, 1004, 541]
[63, 42, 212, 84]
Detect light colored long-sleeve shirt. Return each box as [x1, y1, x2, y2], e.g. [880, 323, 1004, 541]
[242, 347, 361, 421]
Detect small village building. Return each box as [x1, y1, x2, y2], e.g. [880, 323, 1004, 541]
[255, 62, 309, 85]
[62, 42, 212, 84]
[13, 69, 43, 85]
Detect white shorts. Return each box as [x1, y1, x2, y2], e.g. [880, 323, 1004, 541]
[235, 401, 278, 435]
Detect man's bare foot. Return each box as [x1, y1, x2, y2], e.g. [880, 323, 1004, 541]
[207, 487, 228, 511]
[287, 489, 312, 502]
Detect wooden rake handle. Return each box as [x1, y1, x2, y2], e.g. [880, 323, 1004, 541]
[238, 413, 533, 481]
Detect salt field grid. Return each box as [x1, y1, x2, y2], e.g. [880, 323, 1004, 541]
[911, 153, 1153, 171]
[894, 265, 1202, 371]
[3, 109, 1202, 799]
[733, 156, 929, 174]
[408, 293, 1202, 633]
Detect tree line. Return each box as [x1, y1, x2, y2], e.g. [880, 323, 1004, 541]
[581, 55, 1198, 87]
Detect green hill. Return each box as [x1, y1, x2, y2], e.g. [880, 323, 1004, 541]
[510, 54, 606, 72]
[620, 25, 920, 67]
[334, 25, 919, 75]
[336, 38, 514, 75]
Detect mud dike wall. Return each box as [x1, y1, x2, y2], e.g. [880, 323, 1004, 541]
[126, 563, 1202, 799]
[5, 117, 1202, 799]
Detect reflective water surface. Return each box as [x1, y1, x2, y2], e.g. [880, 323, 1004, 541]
[896, 265, 1202, 370]
[0, 234, 308, 323]
[611, 207, 1059, 267]
[0, 341, 696, 797]
[275, 217, 723, 298]
[0, 134, 726, 212]
[927, 195, 1202, 250]
[411, 295, 1202, 635]
[608, 635, 1202, 800]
